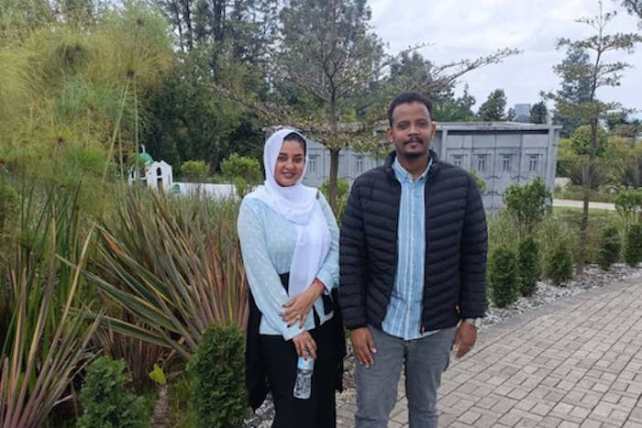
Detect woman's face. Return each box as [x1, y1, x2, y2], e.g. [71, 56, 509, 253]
[274, 139, 305, 187]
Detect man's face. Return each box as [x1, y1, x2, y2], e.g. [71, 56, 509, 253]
[387, 101, 436, 160]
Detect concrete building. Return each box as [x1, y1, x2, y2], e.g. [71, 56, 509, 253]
[302, 122, 561, 212]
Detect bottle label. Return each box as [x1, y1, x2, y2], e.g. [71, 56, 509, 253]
[297, 356, 314, 370]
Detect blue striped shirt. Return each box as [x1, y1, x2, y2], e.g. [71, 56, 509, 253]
[381, 158, 436, 340]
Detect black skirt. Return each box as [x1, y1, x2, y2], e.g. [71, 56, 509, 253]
[245, 273, 346, 428]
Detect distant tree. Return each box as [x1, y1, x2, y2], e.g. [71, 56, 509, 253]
[478, 89, 507, 121]
[546, 0, 641, 273]
[274, 0, 385, 210]
[549, 45, 593, 137]
[529, 101, 548, 124]
[211, 3, 517, 211]
[507, 107, 516, 121]
[621, 0, 642, 23]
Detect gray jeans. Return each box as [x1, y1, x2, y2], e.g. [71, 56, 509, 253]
[355, 326, 456, 428]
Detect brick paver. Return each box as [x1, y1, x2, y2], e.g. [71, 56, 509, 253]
[336, 276, 642, 427]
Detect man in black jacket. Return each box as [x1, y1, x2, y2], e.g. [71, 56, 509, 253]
[339, 92, 487, 428]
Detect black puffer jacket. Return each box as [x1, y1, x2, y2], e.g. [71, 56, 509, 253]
[339, 150, 487, 332]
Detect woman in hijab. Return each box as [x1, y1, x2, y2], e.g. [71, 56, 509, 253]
[238, 128, 345, 428]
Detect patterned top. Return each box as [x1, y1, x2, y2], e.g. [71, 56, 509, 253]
[237, 193, 339, 340]
[382, 158, 438, 340]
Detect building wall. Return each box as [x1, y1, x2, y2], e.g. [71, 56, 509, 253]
[302, 122, 560, 212]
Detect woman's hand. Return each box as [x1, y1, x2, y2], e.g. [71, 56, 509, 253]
[292, 331, 317, 359]
[282, 279, 325, 327]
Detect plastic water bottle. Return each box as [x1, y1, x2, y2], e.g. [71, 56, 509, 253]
[293, 356, 314, 399]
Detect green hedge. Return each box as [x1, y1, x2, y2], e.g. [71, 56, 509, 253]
[489, 246, 519, 308]
[597, 226, 621, 271]
[624, 224, 642, 267]
[187, 324, 247, 428]
[518, 237, 540, 297]
[545, 241, 574, 286]
[77, 357, 147, 428]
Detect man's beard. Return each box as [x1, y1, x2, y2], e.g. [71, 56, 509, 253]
[403, 151, 425, 160]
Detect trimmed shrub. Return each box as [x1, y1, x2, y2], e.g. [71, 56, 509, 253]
[220, 153, 262, 197]
[489, 246, 519, 308]
[77, 357, 147, 428]
[624, 224, 642, 267]
[597, 226, 621, 271]
[188, 324, 247, 428]
[518, 237, 540, 297]
[545, 241, 574, 286]
[180, 160, 210, 181]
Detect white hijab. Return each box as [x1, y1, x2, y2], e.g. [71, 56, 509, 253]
[247, 128, 331, 297]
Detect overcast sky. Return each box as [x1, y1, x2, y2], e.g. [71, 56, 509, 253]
[369, 0, 642, 116]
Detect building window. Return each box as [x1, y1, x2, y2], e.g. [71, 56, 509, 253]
[308, 155, 318, 175]
[354, 155, 364, 174]
[476, 154, 488, 172]
[501, 155, 512, 172]
[528, 155, 540, 172]
[452, 155, 464, 167]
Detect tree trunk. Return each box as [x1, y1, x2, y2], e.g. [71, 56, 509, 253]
[182, 0, 194, 50]
[328, 148, 339, 213]
[327, 92, 339, 213]
[150, 384, 169, 428]
[577, 168, 590, 276]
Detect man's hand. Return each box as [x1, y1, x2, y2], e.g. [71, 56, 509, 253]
[453, 320, 477, 359]
[292, 331, 317, 359]
[282, 279, 325, 327]
[351, 327, 376, 367]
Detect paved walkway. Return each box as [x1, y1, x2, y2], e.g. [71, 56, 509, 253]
[553, 199, 616, 211]
[336, 276, 642, 427]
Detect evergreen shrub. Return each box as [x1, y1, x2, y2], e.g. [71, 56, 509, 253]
[77, 357, 147, 428]
[624, 224, 642, 267]
[489, 246, 519, 308]
[180, 160, 210, 181]
[518, 237, 540, 297]
[187, 324, 247, 428]
[545, 241, 574, 286]
[597, 226, 621, 271]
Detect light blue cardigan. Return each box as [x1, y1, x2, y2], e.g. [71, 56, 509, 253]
[237, 193, 339, 340]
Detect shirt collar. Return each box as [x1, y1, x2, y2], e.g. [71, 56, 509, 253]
[392, 157, 432, 183]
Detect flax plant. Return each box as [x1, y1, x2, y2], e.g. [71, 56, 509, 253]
[0, 184, 100, 428]
[87, 190, 248, 360]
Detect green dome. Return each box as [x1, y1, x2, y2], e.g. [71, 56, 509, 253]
[137, 152, 154, 166]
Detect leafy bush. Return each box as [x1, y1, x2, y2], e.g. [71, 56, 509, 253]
[597, 226, 621, 271]
[615, 188, 642, 225]
[570, 125, 608, 157]
[77, 357, 147, 428]
[545, 241, 574, 286]
[503, 177, 551, 235]
[180, 160, 210, 181]
[220, 153, 262, 197]
[624, 224, 642, 267]
[187, 324, 247, 428]
[489, 246, 519, 308]
[518, 237, 540, 297]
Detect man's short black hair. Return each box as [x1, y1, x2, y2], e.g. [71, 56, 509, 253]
[387, 92, 433, 127]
